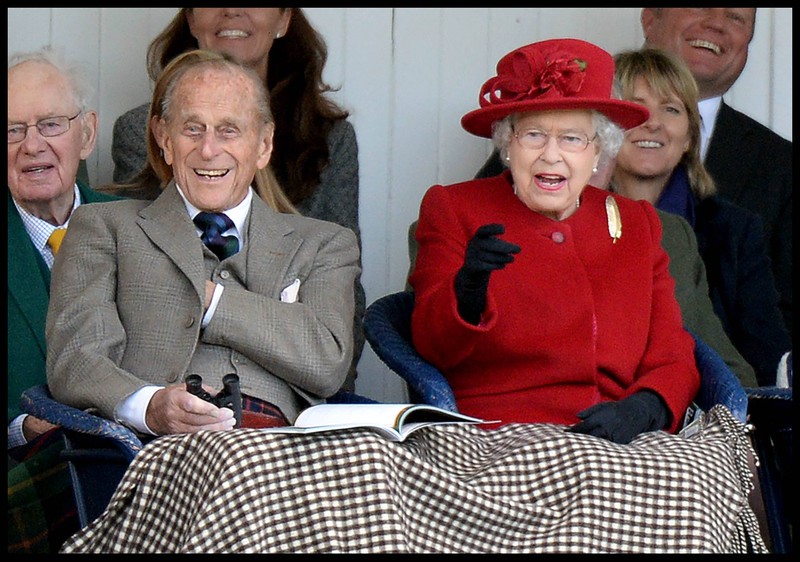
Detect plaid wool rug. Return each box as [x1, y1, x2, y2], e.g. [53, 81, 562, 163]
[60, 405, 766, 553]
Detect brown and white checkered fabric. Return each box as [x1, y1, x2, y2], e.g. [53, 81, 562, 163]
[61, 405, 766, 553]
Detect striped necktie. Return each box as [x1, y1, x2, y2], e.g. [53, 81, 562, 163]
[47, 228, 67, 255]
[193, 212, 239, 260]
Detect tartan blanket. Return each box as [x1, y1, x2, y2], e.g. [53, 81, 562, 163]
[60, 405, 766, 553]
[8, 428, 79, 553]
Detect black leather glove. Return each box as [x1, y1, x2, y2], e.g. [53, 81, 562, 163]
[568, 390, 669, 445]
[454, 223, 520, 325]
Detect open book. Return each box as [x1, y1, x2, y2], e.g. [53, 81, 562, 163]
[261, 403, 493, 442]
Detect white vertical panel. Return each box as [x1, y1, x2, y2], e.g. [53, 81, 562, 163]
[440, 9, 487, 171]
[728, 8, 772, 130]
[392, 7, 443, 275]
[536, 8, 588, 41]
[770, 7, 792, 141]
[582, 8, 642, 54]
[438, 8, 491, 186]
[305, 8, 348, 109]
[7, 8, 51, 55]
[488, 8, 542, 70]
[96, 8, 155, 187]
[52, 8, 100, 67]
[52, 8, 102, 184]
[338, 8, 403, 402]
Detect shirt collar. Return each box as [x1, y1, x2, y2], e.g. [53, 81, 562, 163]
[176, 184, 253, 239]
[13, 182, 81, 254]
[698, 96, 722, 160]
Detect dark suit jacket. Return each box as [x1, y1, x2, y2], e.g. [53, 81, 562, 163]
[695, 195, 790, 386]
[705, 102, 792, 337]
[7, 182, 117, 422]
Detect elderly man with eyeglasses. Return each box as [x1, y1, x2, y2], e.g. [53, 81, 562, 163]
[7, 46, 118, 553]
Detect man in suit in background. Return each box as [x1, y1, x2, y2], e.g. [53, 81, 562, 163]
[641, 7, 792, 338]
[46, 50, 359, 437]
[8, 47, 118, 553]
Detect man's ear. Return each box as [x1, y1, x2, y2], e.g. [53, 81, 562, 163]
[256, 123, 275, 170]
[79, 110, 99, 160]
[641, 8, 655, 43]
[154, 117, 174, 165]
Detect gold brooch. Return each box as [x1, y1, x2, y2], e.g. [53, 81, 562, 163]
[605, 195, 621, 244]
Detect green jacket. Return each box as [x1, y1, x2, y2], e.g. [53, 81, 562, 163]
[656, 211, 757, 387]
[7, 181, 118, 423]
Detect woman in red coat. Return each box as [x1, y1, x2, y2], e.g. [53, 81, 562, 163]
[410, 38, 700, 443]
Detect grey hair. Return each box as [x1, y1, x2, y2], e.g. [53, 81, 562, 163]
[8, 46, 94, 112]
[161, 54, 273, 127]
[491, 111, 625, 167]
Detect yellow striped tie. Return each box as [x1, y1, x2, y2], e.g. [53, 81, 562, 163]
[47, 228, 67, 255]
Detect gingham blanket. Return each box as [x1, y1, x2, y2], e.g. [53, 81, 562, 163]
[60, 405, 766, 553]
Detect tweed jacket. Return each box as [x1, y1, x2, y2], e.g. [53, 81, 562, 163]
[7, 182, 118, 423]
[409, 173, 700, 432]
[112, 103, 364, 390]
[705, 101, 792, 337]
[45, 183, 359, 424]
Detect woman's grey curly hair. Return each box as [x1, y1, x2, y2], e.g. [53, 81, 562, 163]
[491, 110, 625, 169]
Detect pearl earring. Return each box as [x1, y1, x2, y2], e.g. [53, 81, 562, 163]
[505, 155, 510, 162]
[276, 32, 281, 39]
[592, 166, 598, 173]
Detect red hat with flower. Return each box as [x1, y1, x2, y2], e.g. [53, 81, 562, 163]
[461, 38, 649, 138]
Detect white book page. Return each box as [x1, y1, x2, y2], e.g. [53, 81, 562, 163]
[294, 403, 414, 429]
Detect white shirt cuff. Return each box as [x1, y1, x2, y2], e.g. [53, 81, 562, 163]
[775, 351, 792, 388]
[114, 385, 163, 435]
[202, 283, 225, 328]
[7, 414, 28, 449]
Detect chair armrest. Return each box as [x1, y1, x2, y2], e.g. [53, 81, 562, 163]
[691, 333, 748, 424]
[328, 390, 380, 404]
[364, 291, 458, 412]
[20, 384, 142, 461]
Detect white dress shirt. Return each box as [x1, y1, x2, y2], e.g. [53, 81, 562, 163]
[698, 96, 723, 162]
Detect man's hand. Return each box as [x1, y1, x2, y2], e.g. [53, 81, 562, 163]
[22, 415, 59, 442]
[145, 384, 235, 435]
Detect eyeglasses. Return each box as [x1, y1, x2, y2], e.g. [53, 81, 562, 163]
[513, 127, 596, 153]
[8, 111, 82, 144]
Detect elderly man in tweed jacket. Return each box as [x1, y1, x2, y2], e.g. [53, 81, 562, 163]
[46, 50, 359, 435]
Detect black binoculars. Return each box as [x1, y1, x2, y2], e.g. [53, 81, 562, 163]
[185, 373, 243, 428]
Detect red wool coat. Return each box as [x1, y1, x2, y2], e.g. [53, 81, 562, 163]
[409, 172, 700, 433]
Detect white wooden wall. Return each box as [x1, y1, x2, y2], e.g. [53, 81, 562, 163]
[8, 8, 793, 403]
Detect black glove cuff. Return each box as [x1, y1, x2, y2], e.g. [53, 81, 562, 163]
[455, 268, 489, 325]
[631, 390, 670, 432]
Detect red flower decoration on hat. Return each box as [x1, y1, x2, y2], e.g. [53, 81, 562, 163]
[479, 49, 587, 107]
